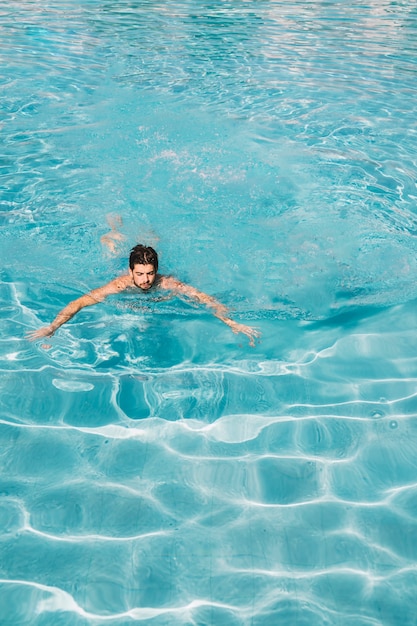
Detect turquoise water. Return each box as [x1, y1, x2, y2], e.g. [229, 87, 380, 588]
[1, 0, 417, 623]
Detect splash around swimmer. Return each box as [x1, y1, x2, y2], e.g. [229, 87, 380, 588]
[27, 218, 260, 347]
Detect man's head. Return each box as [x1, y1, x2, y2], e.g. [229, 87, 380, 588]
[129, 244, 158, 290]
[129, 244, 158, 271]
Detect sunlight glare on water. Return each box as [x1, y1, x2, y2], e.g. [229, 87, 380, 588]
[1, 1, 417, 624]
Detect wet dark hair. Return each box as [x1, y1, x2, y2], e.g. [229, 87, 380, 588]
[129, 244, 158, 271]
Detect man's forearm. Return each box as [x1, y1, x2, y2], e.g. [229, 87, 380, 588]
[49, 295, 97, 332]
[49, 305, 79, 332]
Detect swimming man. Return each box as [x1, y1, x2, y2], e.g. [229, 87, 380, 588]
[27, 244, 260, 346]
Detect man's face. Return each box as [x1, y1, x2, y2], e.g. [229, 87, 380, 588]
[130, 263, 156, 290]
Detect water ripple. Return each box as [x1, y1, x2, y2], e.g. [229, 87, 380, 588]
[2, 1, 417, 623]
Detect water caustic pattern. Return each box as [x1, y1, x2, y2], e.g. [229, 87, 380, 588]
[3, 302, 417, 624]
[2, 0, 417, 624]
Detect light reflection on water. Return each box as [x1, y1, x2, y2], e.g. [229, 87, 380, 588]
[1, 1, 417, 624]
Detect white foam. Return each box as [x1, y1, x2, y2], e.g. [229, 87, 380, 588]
[52, 379, 94, 392]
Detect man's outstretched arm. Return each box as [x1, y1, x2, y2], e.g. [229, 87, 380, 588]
[161, 276, 261, 346]
[27, 278, 128, 340]
[27, 294, 101, 340]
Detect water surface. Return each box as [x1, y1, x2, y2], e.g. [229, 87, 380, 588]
[1, 1, 417, 624]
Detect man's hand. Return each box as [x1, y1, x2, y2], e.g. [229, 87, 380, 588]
[26, 326, 55, 341]
[227, 320, 261, 347]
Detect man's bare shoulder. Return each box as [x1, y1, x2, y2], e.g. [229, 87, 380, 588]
[89, 274, 132, 301]
[158, 275, 210, 301]
[158, 275, 186, 292]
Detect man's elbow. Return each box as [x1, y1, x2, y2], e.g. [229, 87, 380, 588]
[77, 294, 100, 309]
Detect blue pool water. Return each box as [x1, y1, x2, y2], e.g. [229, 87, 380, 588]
[1, 1, 417, 624]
